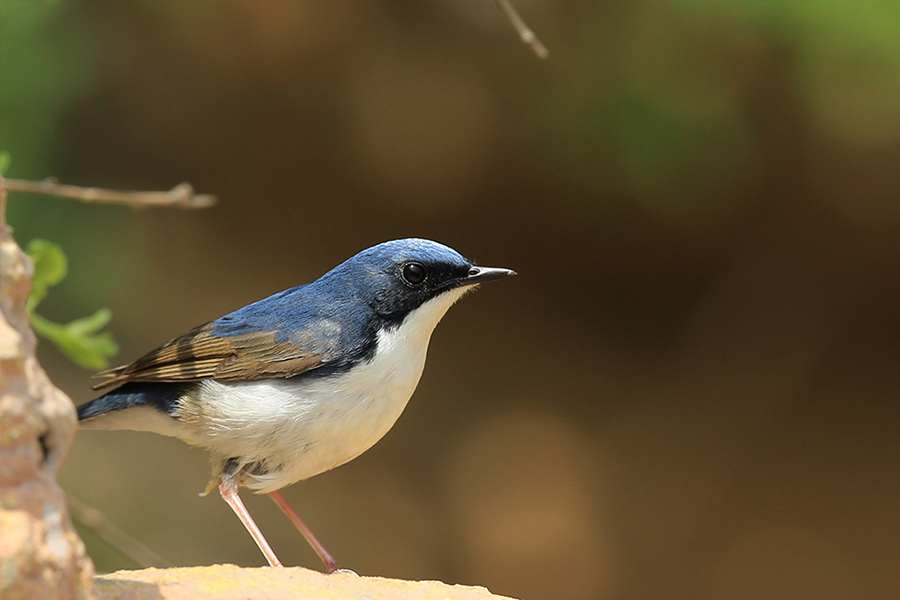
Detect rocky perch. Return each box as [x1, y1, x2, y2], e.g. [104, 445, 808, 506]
[95, 565, 515, 600]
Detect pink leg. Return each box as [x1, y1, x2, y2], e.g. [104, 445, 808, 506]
[268, 490, 339, 573]
[218, 480, 283, 567]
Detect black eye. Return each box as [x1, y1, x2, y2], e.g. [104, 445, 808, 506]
[402, 262, 427, 284]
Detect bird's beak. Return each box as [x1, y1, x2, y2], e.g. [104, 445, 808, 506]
[458, 266, 517, 287]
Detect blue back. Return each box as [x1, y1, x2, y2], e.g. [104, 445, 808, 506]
[209, 238, 472, 375]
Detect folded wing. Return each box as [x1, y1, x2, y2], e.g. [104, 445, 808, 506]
[93, 322, 325, 390]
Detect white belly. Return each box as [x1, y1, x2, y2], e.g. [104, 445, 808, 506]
[180, 287, 468, 493]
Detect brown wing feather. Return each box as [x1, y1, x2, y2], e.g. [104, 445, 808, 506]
[93, 322, 325, 390]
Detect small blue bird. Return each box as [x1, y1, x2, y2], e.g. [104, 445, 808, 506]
[77, 238, 514, 572]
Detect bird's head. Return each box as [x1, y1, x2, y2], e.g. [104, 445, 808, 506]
[321, 238, 515, 325]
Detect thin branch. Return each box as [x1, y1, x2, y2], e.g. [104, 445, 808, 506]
[3, 177, 216, 209]
[67, 495, 173, 568]
[495, 0, 549, 59]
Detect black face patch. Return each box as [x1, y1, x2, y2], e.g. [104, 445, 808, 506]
[372, 259, 471, 320]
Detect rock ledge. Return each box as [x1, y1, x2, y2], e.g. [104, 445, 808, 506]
[95, 564, 516, 600]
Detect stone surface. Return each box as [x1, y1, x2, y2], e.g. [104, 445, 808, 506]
[95, 565, 516, 600]
[0, 178, 95, 599]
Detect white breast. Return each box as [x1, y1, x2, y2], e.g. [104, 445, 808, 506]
[182, 286, 469, 493]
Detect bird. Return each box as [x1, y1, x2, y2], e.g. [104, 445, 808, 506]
[76, 238, 515, 572]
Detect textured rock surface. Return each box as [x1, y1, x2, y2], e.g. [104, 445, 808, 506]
[0, 179, 95, 599]
[95, 565, 516, 600]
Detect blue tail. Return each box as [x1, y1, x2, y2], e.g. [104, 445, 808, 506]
[77, 382, 185, 422]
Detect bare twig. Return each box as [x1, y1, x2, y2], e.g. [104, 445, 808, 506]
[67, 495, 173, 568]
[495, 0, 549, 59]
[3, 177, 216, 209]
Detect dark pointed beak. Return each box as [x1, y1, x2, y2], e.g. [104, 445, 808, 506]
[458, 266, 517, 286]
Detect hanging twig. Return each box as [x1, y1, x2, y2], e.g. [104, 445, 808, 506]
[67, 495, 173, 569]
[495, 0, 549, 59]
[3, 177, 216, 209]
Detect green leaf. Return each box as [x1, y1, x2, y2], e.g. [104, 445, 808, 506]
[27, 239, 68, 286]
[30, 310, 119, 371]
[64, 307, 113, 336]
[25, 239, 67, 311]
[23, 240, 118, 370]
[0, 151, 10, 175]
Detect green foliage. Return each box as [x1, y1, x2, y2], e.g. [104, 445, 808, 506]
[25, 240, 118, 371]
[0, 150, 10, 175]
[25, 239, 67, 311]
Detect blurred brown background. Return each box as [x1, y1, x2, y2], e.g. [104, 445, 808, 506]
[3, 1, 900, 599]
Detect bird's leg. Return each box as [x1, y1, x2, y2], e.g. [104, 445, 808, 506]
[268, 490, 340, 574]
[218, 476, 283, 567]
